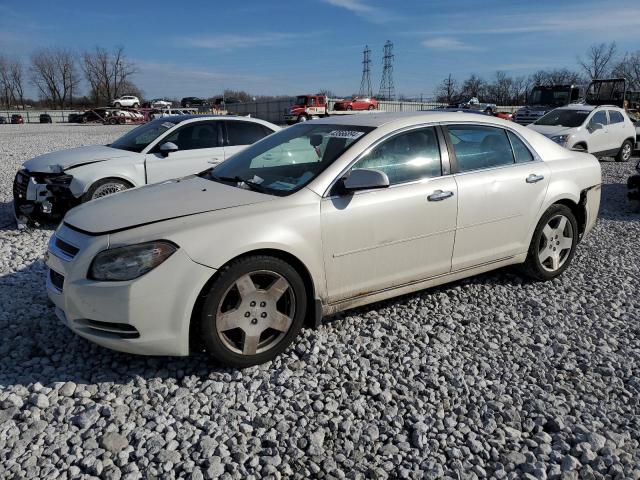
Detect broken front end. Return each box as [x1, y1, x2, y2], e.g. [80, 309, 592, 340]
[13, 169, 80, 226]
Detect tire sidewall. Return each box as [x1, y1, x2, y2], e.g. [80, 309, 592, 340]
[199, 256, 307, 368]
[526, 204, 579, 281]
[617, 140, 632, 162]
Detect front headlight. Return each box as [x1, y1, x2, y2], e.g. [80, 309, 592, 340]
[89, 241, 177, 281]
[550, 134, 569, 146]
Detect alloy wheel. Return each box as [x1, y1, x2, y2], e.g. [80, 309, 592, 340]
[91, 182, 128, 199]
[216, 270, 296, 355]
[537, 214, 574, 272]
[622, 143, 632, 161]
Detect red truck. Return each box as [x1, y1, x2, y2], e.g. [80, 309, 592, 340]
[284, 94, 328, 125]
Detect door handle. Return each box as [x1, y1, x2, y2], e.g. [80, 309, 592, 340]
[526, 174, 544, 183]
[427, 190, 454, 201]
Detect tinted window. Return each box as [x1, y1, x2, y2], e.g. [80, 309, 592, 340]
[507, 131, 534, 163]
[590, 111, 608, 126]
[353, 127, 441, 185]
[226, 121, 272, 146]
[162, 122, 219, 151]
[534, 109, 590, 127]
[608, 110, 624, 124]
[448, 125, 515, 172]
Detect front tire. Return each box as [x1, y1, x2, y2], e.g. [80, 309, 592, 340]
[522, 204, 578, 281]
[297, 115, 308, 123]
[82, 178, 133, 202]
[114, 102, 121, 108]
[616, 140, 633, 162]
[198, 255, 307, 368]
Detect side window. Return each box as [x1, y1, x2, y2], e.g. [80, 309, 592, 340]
[507, 131, 534, 163]
[309, 98, 316, 106]
[608, 110, 624, 124]
[590, 110, 608, 126]
[352, 127, 442, 185]
[226, 121, 272, 146]
[447, 125, 515, 172]
[162, 122, 219, 151]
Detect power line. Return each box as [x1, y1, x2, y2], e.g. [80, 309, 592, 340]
[378, 40, 395, 101]
[359, 45, 372, 97]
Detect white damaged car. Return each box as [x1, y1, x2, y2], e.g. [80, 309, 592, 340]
[46, 112, 601, 367]
[13, 115, 279, 223]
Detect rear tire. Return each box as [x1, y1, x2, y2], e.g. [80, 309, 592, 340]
[522, 204, 578, 281]
[198, 255, 307, 368]
[368, 105, 375, 110]
[114, 102, 121, 108]
[616, 140, 633, 162]
[347, 105, 353, 111]
[82, 178, 133, 202]
[133, 102, 139, 108]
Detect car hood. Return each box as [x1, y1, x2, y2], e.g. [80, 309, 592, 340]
[527, 125, 576, 137]
[23, 145, 138, 173]
[63, 175, 275, 235]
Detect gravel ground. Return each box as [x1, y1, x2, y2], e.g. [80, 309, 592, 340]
[1, 124, 639, 479]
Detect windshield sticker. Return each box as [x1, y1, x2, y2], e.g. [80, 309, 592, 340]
[268, 181, 296, 190]
[327, 130, 365, 140]
[161, 122, 175, 129]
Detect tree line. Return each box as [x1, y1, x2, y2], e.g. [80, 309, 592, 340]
[435, 42, 640, 105]
[0, 46, 139, 109]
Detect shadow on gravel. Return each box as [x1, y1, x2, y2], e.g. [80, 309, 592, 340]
[0, 259, 232, 389]
[598, 183, 640, 221]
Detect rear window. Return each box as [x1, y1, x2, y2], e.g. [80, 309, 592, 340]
[226, 121, 273, 146]
[608, 110, 625, 124]
[447, 125, 515, 172]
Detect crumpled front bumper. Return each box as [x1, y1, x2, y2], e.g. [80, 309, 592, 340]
[13, 170, 78, 225]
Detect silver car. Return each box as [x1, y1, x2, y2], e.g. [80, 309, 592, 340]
[46, 112, 601, 367]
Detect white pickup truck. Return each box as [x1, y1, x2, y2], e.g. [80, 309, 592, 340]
[13, 115, 279, 224]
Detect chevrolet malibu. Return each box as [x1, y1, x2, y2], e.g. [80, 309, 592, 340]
[46, 112, 601, 367]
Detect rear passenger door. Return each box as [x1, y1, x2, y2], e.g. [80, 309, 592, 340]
[607, 110, 627, 151]
[223, 120, 276, 160]
[445, 124, 550, 270]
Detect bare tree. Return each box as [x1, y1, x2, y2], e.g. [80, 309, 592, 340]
[578, 42, 617, 80]
[434, 74, 459, 104]
[9, 59, 25, 109]
[82, 46, 137, 105]
[30, 48, 79, 108]
[460, 74, 486, 100]
[611, 51, 640, 90]
[0, 56, 14, 108]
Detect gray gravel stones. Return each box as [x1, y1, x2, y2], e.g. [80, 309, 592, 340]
[1, 124, 640, 478]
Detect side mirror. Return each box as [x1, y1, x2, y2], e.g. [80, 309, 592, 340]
[341, 168, 389, 193]
[589, 122, 604, 132]
[159, 142, 178, 156]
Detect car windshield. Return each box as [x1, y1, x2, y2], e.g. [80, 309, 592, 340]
[202, 123, 374, 196]
[109, 119, 177, 153]
[529, 89, 570, 106]
[295, 96, 308, 105]
[534, 109, 590, 127]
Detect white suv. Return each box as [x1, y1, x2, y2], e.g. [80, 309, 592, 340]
[112, 95, 140, 108]
[528, 104, 636, 161]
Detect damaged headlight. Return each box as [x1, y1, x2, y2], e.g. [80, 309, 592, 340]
[89, 241, 177, 281]
[44, 174, 73, 186]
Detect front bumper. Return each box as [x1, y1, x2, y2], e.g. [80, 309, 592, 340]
[46, 224, 215, 356]
[13, 170, 78, 224]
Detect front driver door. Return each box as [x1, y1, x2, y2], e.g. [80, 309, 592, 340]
[321, 126, 458, 303]
[145, 121, 224, 184]
[586, 110, 611, 154]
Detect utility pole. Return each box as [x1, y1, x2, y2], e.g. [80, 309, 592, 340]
[359, 45, 372, 97]
[378, 40, 395, 101]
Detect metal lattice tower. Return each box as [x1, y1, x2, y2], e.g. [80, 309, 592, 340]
[378, 41, 395, 101]
[359, 45, 372, 97]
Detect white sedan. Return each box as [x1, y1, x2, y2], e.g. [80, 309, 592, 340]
[14, 115, 279, 223]
[46, 112, 601, 367]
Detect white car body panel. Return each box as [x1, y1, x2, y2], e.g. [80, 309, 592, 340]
[45, 112, 602, 356]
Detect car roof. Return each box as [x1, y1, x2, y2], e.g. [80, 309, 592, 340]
[310, 111, 507, 128]
[158, 114, 278, 128]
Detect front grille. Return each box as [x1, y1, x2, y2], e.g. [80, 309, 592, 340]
[49, 269, 64, 291]
[55, 237, 79, 258]
[13, 171, 29, 200]
[76, 319, 140, 339]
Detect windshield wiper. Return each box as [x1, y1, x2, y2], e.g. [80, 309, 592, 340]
[210, 174, 268, 193]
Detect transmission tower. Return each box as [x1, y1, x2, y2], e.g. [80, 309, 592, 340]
[358, 45, 372, 97]
[378, 40, 395, 100]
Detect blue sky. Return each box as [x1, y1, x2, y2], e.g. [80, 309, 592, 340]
[2, 0, 640, 99]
